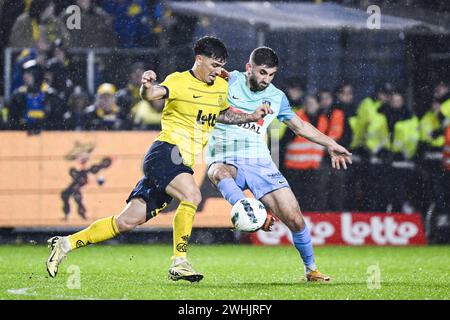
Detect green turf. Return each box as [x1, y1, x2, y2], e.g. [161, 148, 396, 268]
[0, 244, 448, 300]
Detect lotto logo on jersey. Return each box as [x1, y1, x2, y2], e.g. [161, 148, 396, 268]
[196, 110, 217, 127]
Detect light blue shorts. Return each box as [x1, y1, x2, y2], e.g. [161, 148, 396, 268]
[211, 157, 291, 200]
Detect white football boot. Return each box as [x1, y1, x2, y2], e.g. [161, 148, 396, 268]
[46, 236, 68, 278]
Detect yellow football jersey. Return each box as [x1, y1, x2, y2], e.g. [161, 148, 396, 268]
[157, 71, 229, 167]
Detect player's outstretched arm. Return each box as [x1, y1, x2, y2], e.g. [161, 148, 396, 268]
[140, 70, 168, 101]
[284, 115, 352, 170]
[217, 103, 273, 124]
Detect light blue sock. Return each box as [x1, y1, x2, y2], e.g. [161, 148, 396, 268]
[291, 224, 316, 271]
[217, 177, 245, 205]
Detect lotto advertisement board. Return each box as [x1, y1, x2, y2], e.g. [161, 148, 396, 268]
[251, 213, 427, 246]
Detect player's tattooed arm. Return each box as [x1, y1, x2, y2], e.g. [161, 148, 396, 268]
[217, 108, 254, 124]
[140, 70, 168, 101]
[217, 103, 273, 124]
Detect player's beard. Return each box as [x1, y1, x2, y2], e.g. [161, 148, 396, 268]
[249, 74, 268, 92]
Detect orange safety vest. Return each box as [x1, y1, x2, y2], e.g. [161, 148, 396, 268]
[284, 109, 328, 170]
[326, 108, 344, 141]
[443, 125, 450, 171]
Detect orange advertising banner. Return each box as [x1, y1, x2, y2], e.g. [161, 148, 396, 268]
[0, 131, 236, 229]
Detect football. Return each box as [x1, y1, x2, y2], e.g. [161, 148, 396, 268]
[230, 198, 267, 232]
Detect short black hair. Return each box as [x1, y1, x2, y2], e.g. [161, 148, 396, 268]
[377, 83, 393, 94]
[249, 47, 279, 68]
[391, 88, 405, 96]
[317, 88, 333, 101]
[193, 36, 228, 63]
[335, 82, 353, 95]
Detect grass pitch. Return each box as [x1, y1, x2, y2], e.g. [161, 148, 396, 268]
[0, 244, 448, 300]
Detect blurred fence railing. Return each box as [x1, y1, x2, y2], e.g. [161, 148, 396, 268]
[3, 47, 159, 100]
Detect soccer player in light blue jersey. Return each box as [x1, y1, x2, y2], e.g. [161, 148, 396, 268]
[206, 47, 352, 282]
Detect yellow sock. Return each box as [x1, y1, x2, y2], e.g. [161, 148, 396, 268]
[68, 216, 119, 250]
[172, 201, 197, 258]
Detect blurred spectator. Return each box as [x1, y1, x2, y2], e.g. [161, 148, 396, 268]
[115, 62, 164, 130]
[318, 89, 334, 111]
[84, 83, 123, 130]
[60, 0, 117, 48]
[102, 0, 155, 48]
[443, 118, 450, 213]
[350, 83, 393, 210]
[276, 77, 306, 170]
[330, 83, 358, 211]
[130, 99, 163, 130]
[94, 57, 107, 94]
[285, 77, 305, 108]
[417, 81, 450, 214]
[280, 95, 328, 211]
[44, 39, 74, 102]
[10, 37, 51, 94]
[7, 59, 62, 134]
[317, 89, 345, 211]
[62, 86, 90, 130]
[116, 62, 145, 128]
[334, 83, 356, 148]
[367, 90, 419, 212]
[436, 81, 450, 175]
[9, 0, 71, 48]
[352, 82, 393, 151]
[439, 81, 450, 215]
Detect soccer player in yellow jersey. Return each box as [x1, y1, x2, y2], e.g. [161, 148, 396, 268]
[46, 36, 272, 282]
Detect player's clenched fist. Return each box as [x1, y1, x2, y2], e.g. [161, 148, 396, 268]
[219, 69, 230, 81]
[250, 102, 273, 121]
[141, 70, 157, 88]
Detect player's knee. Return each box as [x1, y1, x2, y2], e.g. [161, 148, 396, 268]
[115, 217, 132, 232]
[115, 214, 145, 232]
[181, 189, 202, 206]
[294, 214, 306, 232]
[283, 207, 305, 232]
[208, 165, 232, 185]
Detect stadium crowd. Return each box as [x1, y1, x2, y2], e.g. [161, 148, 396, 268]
[0, 0, 449, 216]
[276, 80, 450, 216]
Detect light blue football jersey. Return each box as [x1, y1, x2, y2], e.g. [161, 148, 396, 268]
[206, 71, 294, 163]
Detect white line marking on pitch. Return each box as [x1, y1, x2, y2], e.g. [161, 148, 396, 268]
[6, 287, 99, 300]
[7, 288, 33, 295]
